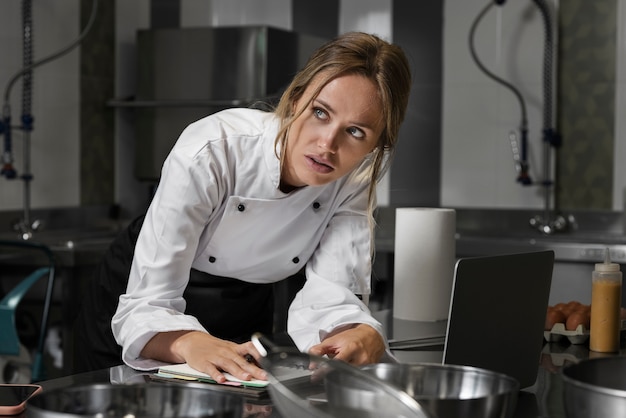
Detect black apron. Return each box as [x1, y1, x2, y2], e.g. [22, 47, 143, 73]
[72, 215, 302, 373]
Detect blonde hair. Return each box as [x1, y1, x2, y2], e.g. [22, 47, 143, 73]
[274, 32, 412, 212]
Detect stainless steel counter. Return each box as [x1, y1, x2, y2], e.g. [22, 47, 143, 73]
[374, 207, 626, 263]
[456, 234, 626, 263]
[0, 206, 126, 267]
[372, 207, 626, 307]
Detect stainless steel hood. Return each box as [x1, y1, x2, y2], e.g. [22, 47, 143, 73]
[127, 26, 327, 181]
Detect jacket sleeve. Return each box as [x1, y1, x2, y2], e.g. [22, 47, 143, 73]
[111, 122, 225, 371]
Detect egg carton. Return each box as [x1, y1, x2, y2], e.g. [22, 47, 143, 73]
[544, 320, 626, 345]
[544, 323, 589, 345]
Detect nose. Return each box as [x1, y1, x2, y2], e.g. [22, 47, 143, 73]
[318, 128, 340, 153]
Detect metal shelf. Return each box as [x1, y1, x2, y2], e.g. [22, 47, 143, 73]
[106, 98, 259, 108]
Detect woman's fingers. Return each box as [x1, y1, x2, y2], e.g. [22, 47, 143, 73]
[182, 335, 268, 382]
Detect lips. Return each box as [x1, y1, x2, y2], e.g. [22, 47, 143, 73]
[306, 154, 334, 174]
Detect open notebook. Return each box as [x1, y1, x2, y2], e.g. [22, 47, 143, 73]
[156, 363, 268, 388]
[153, 362, 270, 398]
[390, 250, 554, 388]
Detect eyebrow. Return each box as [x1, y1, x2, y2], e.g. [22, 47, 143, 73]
[313, 98, 377, 131]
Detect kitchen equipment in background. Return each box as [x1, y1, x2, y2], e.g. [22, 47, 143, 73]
[1, 0, 98, 239]
[355, 363, 519, 418]
[562, 356, 626, 418]
[27, 383, 244, 417]
[121, 26, 326, 181]
[469, 0, 569, 235]
[393, 208, 456, 322]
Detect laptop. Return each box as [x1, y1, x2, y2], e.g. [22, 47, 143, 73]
[388, 250, 554, 389]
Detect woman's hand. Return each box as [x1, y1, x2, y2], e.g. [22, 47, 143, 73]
[307, 324, 385, 365]
[141, 330, 267, 383]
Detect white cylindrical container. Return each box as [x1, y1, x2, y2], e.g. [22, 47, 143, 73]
[392, 208, 456, 321]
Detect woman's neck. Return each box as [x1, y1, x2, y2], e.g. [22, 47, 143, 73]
[279, 179, 303, 194]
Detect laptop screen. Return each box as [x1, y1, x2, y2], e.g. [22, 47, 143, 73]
[442, 250, 554, 388]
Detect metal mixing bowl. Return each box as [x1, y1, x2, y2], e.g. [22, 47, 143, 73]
[562, 356, 626, 418]
[251, 333, 430, 417]
[27, 383, 244, 418]
[261, 351, 430, 418]
[326, 362, 519, 418]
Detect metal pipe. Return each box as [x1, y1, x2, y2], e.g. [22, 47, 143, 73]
[21, 0, 34, 229]
[533, 0, 555, 226]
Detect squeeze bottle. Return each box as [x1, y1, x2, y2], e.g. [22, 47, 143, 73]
[590, 248, 622, 352]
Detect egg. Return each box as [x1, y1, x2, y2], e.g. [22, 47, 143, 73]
[565, 309, 590, 331]
[566, 300, 583, 311]
[545, 308, 566, 330]
[554, 302, 575, 318]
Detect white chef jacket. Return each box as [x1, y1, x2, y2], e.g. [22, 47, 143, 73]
[112, 107, 385, 370]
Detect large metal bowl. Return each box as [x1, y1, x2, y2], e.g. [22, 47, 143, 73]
[260, 350, 430, 418]
[562, 356, 626, 417]
[27, 383, 244, 418]
[326, 362, 519, 418]
[251, 333, 430, 418]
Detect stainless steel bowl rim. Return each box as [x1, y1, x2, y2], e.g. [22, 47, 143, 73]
[31, 381, 238, 395]
[561, 373, 626, 397]
[562, 358, 626, 397]
[27, 382, 243, 417]
[364, 361, 519, 380]
[362, 361, 520, 396]
[331, 361, 519, 418]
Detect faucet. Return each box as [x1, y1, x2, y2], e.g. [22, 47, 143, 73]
[526, 0, 575, 235]
[12, 218, 43, 241]
[1, 0, 98, 240]
[530, 213, 577, 235]
[469, 0, 574, 236]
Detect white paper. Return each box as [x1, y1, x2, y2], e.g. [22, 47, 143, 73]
[392, 208, 456, 321]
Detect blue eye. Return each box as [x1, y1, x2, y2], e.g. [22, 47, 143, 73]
[348, 127, 365, 139]
[313, 107, 328, 120]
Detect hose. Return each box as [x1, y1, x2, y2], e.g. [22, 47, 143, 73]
[469, 0, 531, 185]
[21, 0, 33, 133]
[3, 0, 99, 105]
[532, 0, 554, 138]
[531, 0, 560, 223]
[1, 0, 99, 179]
[470, 0, 564, 233]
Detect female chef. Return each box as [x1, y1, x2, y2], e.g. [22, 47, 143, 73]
[103, 31, 412, 383]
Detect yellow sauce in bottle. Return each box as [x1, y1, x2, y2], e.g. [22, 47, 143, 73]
[589, 249, 622, 353]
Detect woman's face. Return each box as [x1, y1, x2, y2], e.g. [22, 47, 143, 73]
[281, 73, 384, 190]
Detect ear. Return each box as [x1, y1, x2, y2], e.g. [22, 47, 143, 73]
[291, 100, 298, 116]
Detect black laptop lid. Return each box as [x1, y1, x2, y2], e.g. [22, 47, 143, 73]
[442, 250, 554, 388]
